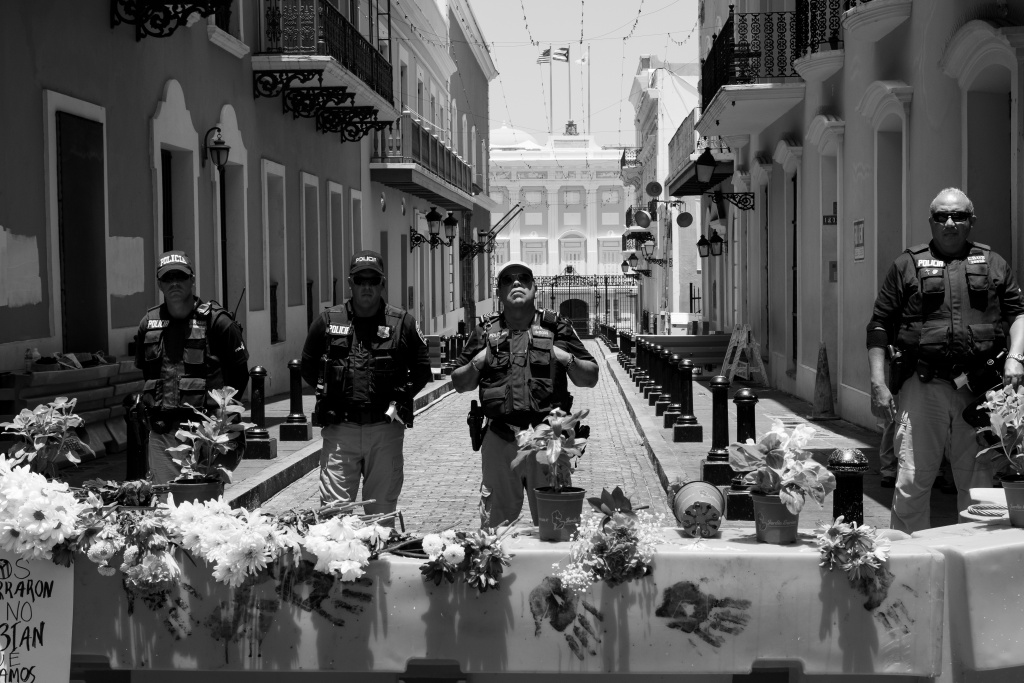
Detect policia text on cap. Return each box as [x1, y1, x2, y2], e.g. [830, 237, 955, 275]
[452, 262, 599, 529]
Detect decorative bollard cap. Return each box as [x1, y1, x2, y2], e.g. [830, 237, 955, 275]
[828, 447, 869, 473]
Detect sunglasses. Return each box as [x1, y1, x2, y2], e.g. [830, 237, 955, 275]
[499, 272, 533, 287]
[931, 211, 972, 224]
[159, 272, 191, 283]
[353, 276, 382, 287]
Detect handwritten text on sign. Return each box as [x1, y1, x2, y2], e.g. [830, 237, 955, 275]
[0, 553, 73, 683]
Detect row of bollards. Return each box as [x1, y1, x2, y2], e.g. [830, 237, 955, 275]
[439, 334, 469, 375]
[603, 332, 868, 526]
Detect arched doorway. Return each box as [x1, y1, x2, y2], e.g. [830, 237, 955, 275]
[560, 298, 589, 338]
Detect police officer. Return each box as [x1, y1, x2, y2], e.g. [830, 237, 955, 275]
[135, 250, 250, 484]
[300, 250, 432, 522]
[867, 188, 1024, 533]
[452, 260, 599, 528]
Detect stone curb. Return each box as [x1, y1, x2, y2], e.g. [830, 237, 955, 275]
[226, 380, 454, 510]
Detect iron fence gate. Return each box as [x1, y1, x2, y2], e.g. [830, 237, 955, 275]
[493, 275, 640, 337]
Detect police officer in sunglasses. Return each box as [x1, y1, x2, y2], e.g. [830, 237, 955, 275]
[134, 250, 250, 484]
[300, 250, 431, 523]
[867, 187, 1024, 532]
[452, 260, 599, 529]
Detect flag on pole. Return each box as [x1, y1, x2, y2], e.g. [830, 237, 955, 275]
[552, 46, 570, 62]
[537, 47, 551, 63]
[575, 49, 589, 64]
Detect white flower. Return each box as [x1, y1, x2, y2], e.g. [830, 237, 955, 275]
[422, 534, 444, 558]
[442, 544, 465, 565]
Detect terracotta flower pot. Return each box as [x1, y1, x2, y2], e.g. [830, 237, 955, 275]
[751, 492, 800, 544]
[1000, 474, 1024, 528]
[534, 486, 585, 542]
[167, 479, 224, 505]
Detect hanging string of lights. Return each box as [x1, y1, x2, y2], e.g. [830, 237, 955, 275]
[622, 0, 647, 42]
[579, 0, 585, 45]
[519, 0, 538, 46]
[668, 17, 699, 46]
[616, 39, 627, 146]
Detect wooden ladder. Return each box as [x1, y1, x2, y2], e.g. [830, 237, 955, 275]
[719, 324, 770, 387]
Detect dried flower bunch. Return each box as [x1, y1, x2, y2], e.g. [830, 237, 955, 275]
[816, 516, 893, 610]
[556, 487, 663, 594]
[513, 408, 590, 492]
[728, 419, 837, 515]
[977, 384, 1024, 476]
[1, 397, 94, 476]
[168, 387, 254, 483]
[417, 525, 516, 593]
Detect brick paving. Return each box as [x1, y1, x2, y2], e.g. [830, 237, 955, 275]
[260, 340, 676, 531]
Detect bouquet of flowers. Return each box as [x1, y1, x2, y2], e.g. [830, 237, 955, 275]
[728, 419, 836, 515]
[817, 516, 893, 610]
[301, 514, 392, 581]
[1, 397, 94, 476]
[418, 525, 515, 593]
[512, 408, 589, 492]
[976, 384, 1024, 477]
[162, 497, 302, 587]
[0, 457, 90, 561]
[556, 487, 663, 593]
[167, 387, 254, 484]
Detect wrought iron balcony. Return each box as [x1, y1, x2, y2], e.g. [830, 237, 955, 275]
[620, 147, 644, 189]
[668, 108, 699, 181]
[370, 112, 474, 208]
[620, 147, 642, 171]
[797, 0, 845, 55]
[701, 6, 799, 110]
[258, 0, 393, 106]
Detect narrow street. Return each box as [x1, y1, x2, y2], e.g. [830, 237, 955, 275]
[261, 341, 675, 530]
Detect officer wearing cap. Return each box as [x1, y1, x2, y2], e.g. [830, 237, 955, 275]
[300, 250, 432, 522]
[135, 250, 250, 484]
[452, 260, 599, 528]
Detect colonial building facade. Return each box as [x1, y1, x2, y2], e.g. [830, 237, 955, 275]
[0, 0, 493, 389]
[669, 0, 1024, 429]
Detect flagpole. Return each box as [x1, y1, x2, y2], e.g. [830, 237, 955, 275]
[549, 43, 553, 137]
[587, 44, 591, 135]
[567, 45, 572, 130]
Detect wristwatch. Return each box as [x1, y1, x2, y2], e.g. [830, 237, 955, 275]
[1008, 352, 1024, 364]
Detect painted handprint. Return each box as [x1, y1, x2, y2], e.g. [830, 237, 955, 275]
[655, 580, 751, 648]
[528, 576, 604, 661]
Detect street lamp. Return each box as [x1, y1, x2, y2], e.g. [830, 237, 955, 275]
[709, 229, 724, 257]
[696, 234, 711, 258]
[411, 206, 456, 250]
[203, 126, 231, 306]
[443, 211, 459, 241]
[695, 148, 716, 185]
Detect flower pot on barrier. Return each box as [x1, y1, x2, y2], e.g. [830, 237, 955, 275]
[1001, 475, 1024, 527]
[534, 486, 585, 542]
[168, 479, 224, 505]
[673, 481, 724, 538]
[751, 493, 799, 544]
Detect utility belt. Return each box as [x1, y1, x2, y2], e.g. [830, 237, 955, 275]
[317, 404, 390, 426]
[914, 352, 1004, 392]
[145, 407, 196, 434]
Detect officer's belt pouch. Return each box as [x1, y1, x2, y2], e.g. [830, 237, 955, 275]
[480, 384, 512, 420]
[968, 323, 998, 356]
[918, 326, 950, 358]
[527, 378, 554, 412]
[178, 377, 207, 405]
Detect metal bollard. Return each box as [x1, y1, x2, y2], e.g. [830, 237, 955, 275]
[244, 366, 277, 459]
[654, 348, 673, 414]
[673, 359, 703, 442]
[280, 359, 313, 441]
[700, 375, 734, 485]
[663, 353, 683, 427]
[828, 448, 869, 526]
[734, 388, 758, 443]
[646, 345, 664, 403]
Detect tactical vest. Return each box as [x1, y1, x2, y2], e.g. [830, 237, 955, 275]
[894, 242, 1006, 363]
[140, 300, 228, 408]
[320, 301, 409, 410]
[477, 309, 566, 425]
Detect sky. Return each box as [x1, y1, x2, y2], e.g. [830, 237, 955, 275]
[469, 0, 701, 149]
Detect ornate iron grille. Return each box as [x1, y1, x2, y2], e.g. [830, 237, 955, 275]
[798, 0, 844, 56]
[492, 275, 641, 336]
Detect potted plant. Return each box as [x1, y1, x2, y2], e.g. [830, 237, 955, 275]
[166, 387, 253, 504]
[513, 408, 589, 541]
[728, 419, 837, 544]
[1, 397, 94, 478]
[976, 384, 1024, 526]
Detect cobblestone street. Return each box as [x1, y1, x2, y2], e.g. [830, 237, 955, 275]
[261, 342, 675, 531]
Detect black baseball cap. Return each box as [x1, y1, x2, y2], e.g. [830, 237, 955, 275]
[157, 251, 194, 278]
[350, 250, 385, 276]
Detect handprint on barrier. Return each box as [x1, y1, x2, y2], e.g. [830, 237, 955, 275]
[528, 576, 605, 661]
[655, 580, 751, 648]
[275, 558, 374, 627]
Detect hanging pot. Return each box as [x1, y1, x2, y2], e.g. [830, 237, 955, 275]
[673, 481, 724, 538]
[1000, 475, 1024, 528]
[167, 479, 224, 505]
[751, 492, 800, 544]
[534, 486, 586, 542]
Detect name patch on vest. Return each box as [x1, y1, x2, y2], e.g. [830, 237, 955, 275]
[917, 260, 945, 268]
[328, 324, 350, 336]
[531, 326, 552, 338]
[147, 319, 169, 329]
[968, 255, 986, 264]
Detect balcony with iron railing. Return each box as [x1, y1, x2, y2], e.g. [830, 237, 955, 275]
[841, 0, 912, 43]
[793, 0, 846, 81]
[370, 111, 474, 209]
[620, 147, 644, 189]
[253, 0, 395, 136]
